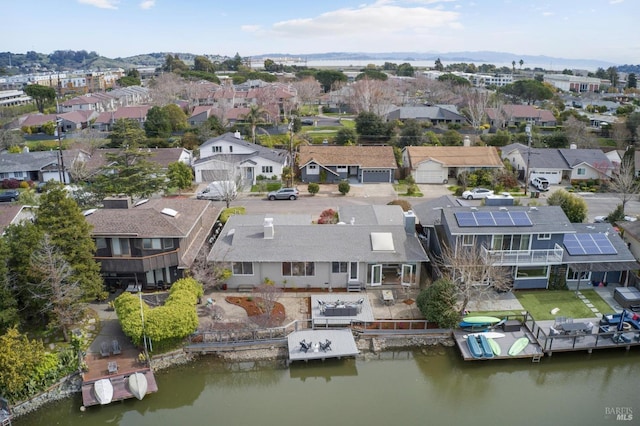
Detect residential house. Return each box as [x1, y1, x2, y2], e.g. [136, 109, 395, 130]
[58, 110, 99, 132]
[207, 205, 428, 290]
[385, 105, 467, 125]
[0, 89, 32, 107]
[85, 196, 218, 290]
[485, 104, 557, 129]
[420, 205, 637, 290]
[298, 145, 397, 184]
[0, 150, 85, 183]
[79, 147, 192, 179]
[501, 143, 614, 184]
[92, 105, 152, 131]
[402, 145, 503, 184]
[193, 132, 288, 185]
[0, 204, 36, 234]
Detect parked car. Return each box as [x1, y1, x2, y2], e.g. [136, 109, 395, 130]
[0, 189, 20, 202]
[301, 118, 314, 125]
[530, 176, 550, 191]
[268, 187, 299, 200]
[461, 188, 494, 200]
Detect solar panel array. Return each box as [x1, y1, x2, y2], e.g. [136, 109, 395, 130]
[454, 211, 533, 227]
[563, 233, 617, 256]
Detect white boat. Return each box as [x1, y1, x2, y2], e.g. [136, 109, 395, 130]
[94, 379, 114, 405]
[127, 372, 148, 401]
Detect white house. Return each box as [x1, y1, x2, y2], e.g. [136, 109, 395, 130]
[193, 132, 289, 186]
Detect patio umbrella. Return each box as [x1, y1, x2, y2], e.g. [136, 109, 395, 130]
[617, 309, 627, 332]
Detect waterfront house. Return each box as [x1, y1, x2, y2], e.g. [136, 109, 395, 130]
[402, 145, 503, 184]
[417, 205, 637, 290]
[207, 205, 428, 291]
[298, 145, 397, 184]
[85, 196, 218, 290]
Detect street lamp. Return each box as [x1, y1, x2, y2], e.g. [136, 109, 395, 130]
[524, 125, 532, 196]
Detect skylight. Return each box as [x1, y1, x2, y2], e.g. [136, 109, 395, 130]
[371, 232, 394, 251]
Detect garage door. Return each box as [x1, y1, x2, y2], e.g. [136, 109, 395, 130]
[362, 169, 391, 183]
[415, 169, 446, 184]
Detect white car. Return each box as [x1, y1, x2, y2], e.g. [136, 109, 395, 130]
[462, 188, 494, 200]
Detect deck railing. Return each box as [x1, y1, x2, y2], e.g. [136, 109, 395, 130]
[481, 243, 564, 266]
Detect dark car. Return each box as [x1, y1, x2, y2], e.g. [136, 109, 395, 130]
[0, 189, 20, 202]
[267, 187, 299, 200]
[301, 118, 314, 125]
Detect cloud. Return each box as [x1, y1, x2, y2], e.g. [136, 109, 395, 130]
[259, 1, 462, 42]
[609, 0, 624, 4]
[77, 0, 119, 9]
[139, 0, 155, 9]
[542, 11, 554, 16]
[241, 25, 261, 33]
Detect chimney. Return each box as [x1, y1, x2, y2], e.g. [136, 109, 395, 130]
[263, 217, 274, 239]
[102, 196, 132, 209]
[234, 130, 242, 140]
[463, 136, 471, 147]
[570, 143, 577, 149]
[350, 217, 355, 225]
[403, 210, 416, 234]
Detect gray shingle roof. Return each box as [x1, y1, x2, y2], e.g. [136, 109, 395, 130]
[562, 223, 637, 268]
[199, 132, 288, 165]
[0, 151, 58, 173]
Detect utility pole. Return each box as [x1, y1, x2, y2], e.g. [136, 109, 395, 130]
[524, 125, 532, 196]
[56, 118, 66, 184]
[288, 118, 294, 187]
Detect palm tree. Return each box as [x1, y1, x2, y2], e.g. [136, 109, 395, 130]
[519, 59, 524, 70]
[242, 105, 267, 144]
[512, 60, 516, 74]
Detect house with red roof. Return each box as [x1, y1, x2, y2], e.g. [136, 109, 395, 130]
[486, 104, 557, 129]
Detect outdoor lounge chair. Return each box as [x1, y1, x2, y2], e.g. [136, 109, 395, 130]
[299, 339, 312, 353]
[319, 339, 332, 352]
[100, 341, 110, 357]
[112, 339, 121, 355]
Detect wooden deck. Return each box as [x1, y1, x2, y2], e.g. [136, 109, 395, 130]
[287, 329, 359, 364]
[81, 368, 158, 407]
[454, 327, 544, 362]
[310, 295, 374, 327]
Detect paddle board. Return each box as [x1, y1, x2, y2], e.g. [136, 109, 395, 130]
[466, 332, 506, 339]
[487, 338, 501, 356]
[508, 337, 529, 356]
[127, 372, 148, 401]
[93, 378, 114, 405]
[461, 316, 502, 325]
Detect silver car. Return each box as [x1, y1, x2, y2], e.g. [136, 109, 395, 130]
[267, 188, 299, 200]
[462, 188, 494, 200]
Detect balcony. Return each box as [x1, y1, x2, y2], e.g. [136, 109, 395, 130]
[481, 243, 564, 266]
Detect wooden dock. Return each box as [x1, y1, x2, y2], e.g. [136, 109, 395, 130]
[454, 328, 544, 362]
[287, 329, 359, 364]
[81, 368, 158, 408]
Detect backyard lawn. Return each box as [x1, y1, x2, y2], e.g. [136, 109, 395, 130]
[515, 290, 613, 321]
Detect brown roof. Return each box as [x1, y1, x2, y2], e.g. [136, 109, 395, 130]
[486, 104, 556, 122]
[0, 204, 25, 234]
[20, 114, 57, 127]
[81, 148, 187, 173]
[298, 145, 397, 168]
[405, 146, 503, 167]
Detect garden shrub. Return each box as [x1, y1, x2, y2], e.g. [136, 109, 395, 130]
[308, 182, 319, 195]
[338, 180, 350, 195]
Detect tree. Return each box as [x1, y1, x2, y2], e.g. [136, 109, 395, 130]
[242, 104, 267, 144]
[434, 58, 444, 71]
[193, 55, 216, 73]
[251, 284, 284, 327]
[0, 327, 47, 402]
[463, 89, 490, 131]
[441, 129, 463, 146]
[292, 77, 322, 105]
[35, 185, 103, 300]
[355, 111, 393, 142]
[608, 156, 640, 214]
[162, 54, 188, 73]
[162, 104, 188, 132]
[92, 147, 167, 199]
[356, 69, 388, 81]
[398, 119, 425, 147]
[167, 161, 193, 194]
[118, 68, 141, 87]
[607, 66, 619, 89]
[315, 69, 348, 93]
[28, 235, 84, 342]
[547, 190, 588, 223]
[0, 129, 25, 151]
[24, 84, 56, 113]
[416, 279, 459, 328]
[628, 73, 637, 89]
[0, 237, 19, 334]
[437, 73, 471, 86]
[338, 181, 350, 195]
[625, 112, 640, 143]
[397, 63, 415, 77]
[347, 77, 399, 116]
[512, 60, 516, 74]
[519, 59, 524, 70]
[144, 106, 172, 138]
[562, 116, 597, 148]
[109, 118, 146, 148]
[334, 127, 358, 145]
[500, 79, 554, 104]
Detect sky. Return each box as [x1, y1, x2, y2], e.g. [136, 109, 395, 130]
[3, 0, 639, 65]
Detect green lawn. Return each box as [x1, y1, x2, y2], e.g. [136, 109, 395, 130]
[514, 290, 612, 321]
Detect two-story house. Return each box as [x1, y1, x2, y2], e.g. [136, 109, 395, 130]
[85, 196, 218, 291]
[193, 131, 288, 186]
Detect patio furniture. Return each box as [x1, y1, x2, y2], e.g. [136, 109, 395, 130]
[382, 290, 395, 306]
[111, 339, 121, 355]
[323, 305, 358, 316]
[108, 361, 118, 374]
[100, 341, 110, 357]
[319, 339, 332, 352]
[299, 340, 312, 353]
[559, 322, 589, 335]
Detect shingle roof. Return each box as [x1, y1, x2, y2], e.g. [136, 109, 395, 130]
[563, 223, 637, 267]
[298, 145, 397, 169]
[405, 146, 503, 168]
[558, 148, 613, 170]
[486, 105, 556, 122]
[199, 132, 288, 164]
[0, 151, 58, 173]
[501, 143, 569, 169]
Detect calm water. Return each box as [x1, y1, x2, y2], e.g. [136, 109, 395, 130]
[18, 347, 638, 426]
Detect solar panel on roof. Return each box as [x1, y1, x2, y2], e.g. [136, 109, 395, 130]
[493, 211, 513, 226]
[510, 211, 533, 226]
[455, 212, 477, 227]
[563, 233, 617, 256]
[475, 212, 495, 226]
[454, 211, 533, 227]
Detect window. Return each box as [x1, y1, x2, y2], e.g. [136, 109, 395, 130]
[516, 266, 548, 278]
[332, 262, 347, 273]
[538, 233, 551, 240]
[143, 238, 162, 249]
[262, 166, 273, 174]
[283, 262, 315, 276]
[308, 165, 317, 169]
[462, 235, 474, 246]
[492, 234, 530, 251]
[163, 238, 174, 249]
[577, 168, 586, 176]
[0, 173, 7, 179]
[232, 262, 253, 275]
[112, 238, 130, 256]
[96, 238, 107, 249]
[567, 268, 590, 281]
[212, 146, 222, 153]
[14, 171, 23, 178]
[229, 146, 233, 153]
[336, 165, 347, 172]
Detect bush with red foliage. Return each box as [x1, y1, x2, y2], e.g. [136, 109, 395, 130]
[317, 208, 338, 224]
[1, 179, 22, 189]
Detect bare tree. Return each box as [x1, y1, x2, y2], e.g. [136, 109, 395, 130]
[463, 89, 490, 130]
[148, 73, 185, 106]
[436, 242, 512, 315]
[563, 116, 598, 148]
[611, 123, 632, 150]
[608, 156, 640, 214]
[0, 129, 25, 151]
[346, 77, 399, 116]
[292, 77, 322, 106]
[251, 283, 283, 327]
[28, 235, 84, 342]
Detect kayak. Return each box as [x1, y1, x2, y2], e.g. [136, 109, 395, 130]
[508, 337, 530, 356]
[461, 316, 502, 324]
[477, 335, 494, 358]
[487, 338, 501, 356]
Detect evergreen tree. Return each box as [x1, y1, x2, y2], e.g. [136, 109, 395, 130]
[35, 185, 103, 300]
[109, 118, 146, 148]
[167, 161, 193, 194]
[144, 106, 172, 138]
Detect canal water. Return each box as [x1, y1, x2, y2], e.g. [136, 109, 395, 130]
[18, 347, 638, 426]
